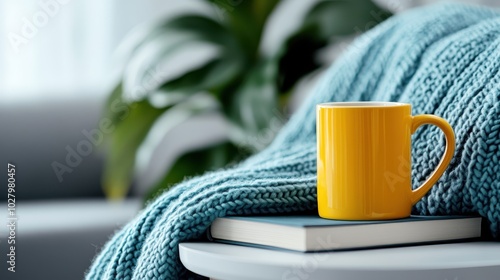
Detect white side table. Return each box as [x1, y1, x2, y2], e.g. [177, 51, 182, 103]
[179, 242, 500, 280]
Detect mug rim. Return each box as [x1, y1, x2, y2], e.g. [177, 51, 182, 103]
[317, 101, 410, 108]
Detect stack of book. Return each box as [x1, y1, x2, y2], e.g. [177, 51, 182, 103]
[209, 215, 482, 252]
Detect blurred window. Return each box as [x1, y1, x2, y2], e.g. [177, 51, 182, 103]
[0, 0, 204, 103]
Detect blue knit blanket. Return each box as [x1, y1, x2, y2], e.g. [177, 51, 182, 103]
[87, 3, 500, 279]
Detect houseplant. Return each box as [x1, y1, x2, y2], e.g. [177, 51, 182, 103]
[102, 0, 391, 202]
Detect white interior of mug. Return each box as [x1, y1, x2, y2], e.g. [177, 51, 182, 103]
[317, 101, 409, 107]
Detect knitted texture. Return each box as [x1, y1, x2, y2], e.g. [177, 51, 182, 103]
[87, 3, 500, 279]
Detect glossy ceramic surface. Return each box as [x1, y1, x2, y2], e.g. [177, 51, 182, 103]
[317, 102, 455, 220]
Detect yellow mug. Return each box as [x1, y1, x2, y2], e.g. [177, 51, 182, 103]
[317, 102, 455, 220]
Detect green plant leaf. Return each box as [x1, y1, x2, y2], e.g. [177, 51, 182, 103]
[223, 59, 281, 151]
[115, 19, 183, 63]
[277, 0, 392, 92]
[304, 0, 391, 38]
[135, 94, 221, 174]
[159, 56, 242, 94]
[116, 12, 228, 62]
[122, 14, 246, 104]
[144, 141, 245, 204]
[122, 34, 220, 102]
[103, 93, 220, 200]
[276, 29, 324, 93]
[102, 100, 165, 199]
[208, 0, 280, 58]
[103, 82, 126, 125]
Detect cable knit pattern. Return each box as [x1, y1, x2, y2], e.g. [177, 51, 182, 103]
[87, 3, 500, 279]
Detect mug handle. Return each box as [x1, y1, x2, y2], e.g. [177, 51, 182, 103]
[410, 115, 455, 205]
